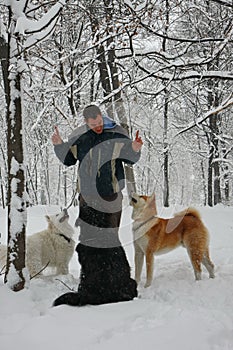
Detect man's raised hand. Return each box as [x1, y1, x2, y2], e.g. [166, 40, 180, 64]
[51, 125, 63, 145]
[132, 130, 143, 152]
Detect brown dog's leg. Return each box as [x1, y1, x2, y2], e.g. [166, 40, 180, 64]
[202, 250, 215, 278]
[145, 249, 154, 287]
[187, 248, 203, 280]
[134, 241, 144, 284]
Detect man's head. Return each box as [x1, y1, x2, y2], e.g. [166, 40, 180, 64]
[83, 105, 103, 134]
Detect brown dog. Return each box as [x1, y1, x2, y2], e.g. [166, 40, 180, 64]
[130, 193, 215, 287]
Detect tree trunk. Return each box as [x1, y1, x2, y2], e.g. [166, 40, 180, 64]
[0, 168, 5, 209]
[0, 37, 9, 106]
[211, 116, 221, 205]
[114, 99, 137, 195]
[207, 72, 221, 206]
[89, 1, 137, 195]
[4, 10, 27, 291]
[208, 147, 213, 206]
[163, 90, 169, 207]
[162, 0, 170, 207]
[5, 69, 27, 291]
[197, 136, 207, 205]
[222, 146, 229, 203]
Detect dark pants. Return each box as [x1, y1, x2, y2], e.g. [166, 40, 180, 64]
[53, 192, 138, 307]
[76, 193, 123, 248]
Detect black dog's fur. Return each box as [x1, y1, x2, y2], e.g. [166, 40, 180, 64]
[53, 194, 137, 307]
[53, 243, 137, 307]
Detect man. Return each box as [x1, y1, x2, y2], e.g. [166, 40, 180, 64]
[52, 104, 143, 307]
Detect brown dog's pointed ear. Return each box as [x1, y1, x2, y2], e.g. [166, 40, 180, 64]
[149, 193, 155, 204]
[45, 215, 50, 222]
[148, 193, 157, 214]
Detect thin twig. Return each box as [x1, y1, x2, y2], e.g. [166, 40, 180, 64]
[55, 278, 75, 291]
[0, 265, 6, 275]
[30, 261, 50, 280]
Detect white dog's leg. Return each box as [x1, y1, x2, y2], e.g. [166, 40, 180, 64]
[27, 258, 44, 278]
[55, 246, 74, 275]
[56, 264, 69, 275]
[134, 242, 144, 284]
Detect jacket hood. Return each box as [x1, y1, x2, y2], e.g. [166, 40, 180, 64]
[103, 115, 116, 129]
[68, 115, 118, 141]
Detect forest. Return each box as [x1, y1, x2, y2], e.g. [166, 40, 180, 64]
[0, 0, 232, 290]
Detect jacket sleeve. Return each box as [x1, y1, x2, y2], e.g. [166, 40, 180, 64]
[120, 138, 141, 165]
[112, 125, 141, 165]
[54, 139, 78, 166]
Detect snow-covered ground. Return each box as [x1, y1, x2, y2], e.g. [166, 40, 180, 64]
[0, 202, 233, 350]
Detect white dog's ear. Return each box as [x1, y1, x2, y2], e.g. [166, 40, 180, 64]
[45, 215, 51, 222]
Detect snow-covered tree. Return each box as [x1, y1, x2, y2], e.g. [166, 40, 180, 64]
[0, 0, 232, 216]
[0, 0, 66, 291]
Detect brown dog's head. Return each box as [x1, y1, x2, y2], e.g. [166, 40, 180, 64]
[130, 193, 157, 221]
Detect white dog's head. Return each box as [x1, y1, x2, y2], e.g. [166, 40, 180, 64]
[130, 193, 157, 222]
[45, 208, 74, 238]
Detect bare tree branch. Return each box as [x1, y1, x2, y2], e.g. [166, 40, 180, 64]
[177, 95, 233, 135]
[209, 0, 233, 8]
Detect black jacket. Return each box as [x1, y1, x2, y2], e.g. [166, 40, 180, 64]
[54, 117, 140, 197]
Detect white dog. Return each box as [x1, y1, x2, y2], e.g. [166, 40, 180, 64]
[0, 209, 75, 277]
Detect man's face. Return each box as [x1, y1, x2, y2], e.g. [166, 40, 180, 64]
[86, 114, 104, 134]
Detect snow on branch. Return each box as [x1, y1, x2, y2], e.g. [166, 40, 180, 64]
[177, 95, 233, 135]
[15, 0, 66, 35]
[209, 0, 233, 8]
[125, 3, 232, 44]
[0, 18, 7, 41]
[172, 71, 233, 81]
[142, 64, 233, 81]
[12, 0, 67, 50]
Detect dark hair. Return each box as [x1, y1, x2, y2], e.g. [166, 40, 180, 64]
[83, 105, 101, 120]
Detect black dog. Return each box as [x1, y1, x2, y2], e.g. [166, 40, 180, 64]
[53, 194, 137, 307]
[53, 243, 137, 306]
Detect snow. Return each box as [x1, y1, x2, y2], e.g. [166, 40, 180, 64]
[0, 203, 233, 350]
[14, 0, 66, 35]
